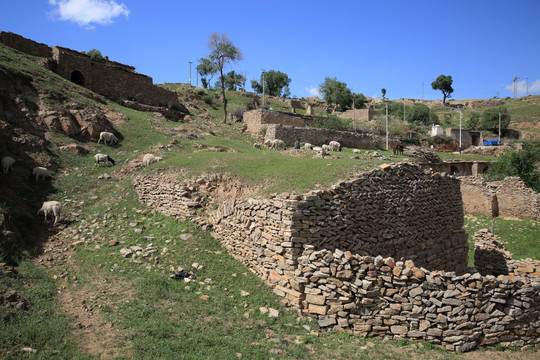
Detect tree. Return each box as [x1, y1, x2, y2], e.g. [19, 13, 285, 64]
[480, 107, 511, 132]
[407, 103, 438, 125]
[353, 93, 367, 109]
[319, 77, 352, 112]
[431, 75, 453, 104]
[215, 71, 246, 91]
[381, 88, 387, 99]
[251, 70, 291, 97]
[466, 111, 481, 130]
[196, 57, 218, 89]
[206, 32, 243, 123]
[88, 49, 106, 63]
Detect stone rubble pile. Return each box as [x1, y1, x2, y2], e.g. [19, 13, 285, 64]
[403, 146, 442, 164]
[474, 229, 512, 275]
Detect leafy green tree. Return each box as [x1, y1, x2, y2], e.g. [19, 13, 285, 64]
[466, 111, 481, 130]
[206, 32, 243, 123]
[319, 77, 352, 112]
[215, 71, 246, 91]
[431, 75, 453, 104]
[250, 79, 263, 95]
[197, 57, 218, 89]
[88, 49, 106, 63]
[485, 141, 540, 191]
[312, 114, 352, 131]
[381, 88, 387, 99]
[353, 93, 367, 109]
[480, 107, 511, 132]
[251, 70, 291, 97]
[407, 103, 438, 125]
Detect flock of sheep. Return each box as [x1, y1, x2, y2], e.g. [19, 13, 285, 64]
[1, 131, 162, 227]
[259, 139, 343, 153]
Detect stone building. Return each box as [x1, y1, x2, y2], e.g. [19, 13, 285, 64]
[0, 31, 181, 110]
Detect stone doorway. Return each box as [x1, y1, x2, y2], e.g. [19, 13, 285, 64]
[70, 70, 85, 86]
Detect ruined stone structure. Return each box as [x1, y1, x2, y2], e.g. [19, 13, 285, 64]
[243, 110, 315, 134]
[132, 163, 540, 351]
[338, 108, 377, 122]
[0, 32, 180, 110]
[419, 160, 490, 177]
[460, 176, 540, 220]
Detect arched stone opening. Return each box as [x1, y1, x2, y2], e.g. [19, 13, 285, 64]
[70, 70, 85, 86]
[450, 165, 459, 175]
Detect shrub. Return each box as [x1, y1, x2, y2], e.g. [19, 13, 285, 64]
[202, 94, 214, 106]
[312, 114, 352, 131]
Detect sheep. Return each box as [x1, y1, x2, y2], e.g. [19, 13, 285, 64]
[312, 146, 322, 151]
[94, 153, 115, 166]
[1, 156, 15, 174]
[303, 143, 313, 150]
[142, 153, 163, 167]
[98, 131, 119, 145]
[352, 149, 361, 154]
[322, 144, 330, 152]
[32, 167, 52, 182]
[253, 143, 262, 150]
[264, 139, 285, 150]
[329, 141, 341, 152]
[37, 201, 62, 225]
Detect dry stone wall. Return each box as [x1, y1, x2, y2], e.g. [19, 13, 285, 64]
[265, 124, 401, 149]
[131, 164, 539, 351]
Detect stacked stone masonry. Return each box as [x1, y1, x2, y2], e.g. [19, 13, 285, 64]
[0, 32, 180, 110]
[132, 161, 539, 352]
[460, 176, 540, 220]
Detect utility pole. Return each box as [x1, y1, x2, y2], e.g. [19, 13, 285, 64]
[527, 78, 529, 96]
[196, 71, 199, 88]
[403, 100, 406, 121]
[352, 96, 356, 131]
[262, 69, 266, 108]
[513, 76, 518, 99]
[422, 82, 424, 101]
[386, 102, 389, 151]
[498, 111, 501, 144]
[188, 61, 192, 86]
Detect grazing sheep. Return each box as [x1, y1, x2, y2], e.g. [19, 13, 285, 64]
[142, 153, 163, 167]
[303, 143, 313, 150]
[37, 201, 62, 225]
[253, 143, 262, 150]
[264, 139, 286, 150]
[1, 156, 15, 174]
[94, 153, 115, 166]
[329, 141, 341, 152]
[312, 146, 322, 151]
[322, 144, 330, 152]
[352, 149, 361, 154]
[32, 167, 52, 182]
[98, 131, 119, 145]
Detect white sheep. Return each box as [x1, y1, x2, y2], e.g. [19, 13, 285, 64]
[98, 131, 119, 145]
[352, 149, 361, 154]
[312, 146, 322, 151]
[94, 153, 115, 166]
[142, 154, 163, 167]
[32, 167, 52, 182]
[329, 141, 341, 152]
[322, 144, 330, 152]
[303, 143, 313, 150]
[253, 143, 262, 150]
[263, 139, 285, 150]
[1, 156, 15, 174]
[37, 201, 62, 225]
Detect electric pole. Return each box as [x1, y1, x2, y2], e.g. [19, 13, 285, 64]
[422, 82, 424, 101]
[498, 111, 501, 145]
[513, 76, 518, 99]
[188, 61, 192, 86]
[262, 69, 266, 108]
[386, 102, 389, 151]
[527, 78, 529, 96]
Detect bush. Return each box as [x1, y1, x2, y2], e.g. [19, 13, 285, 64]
[485, 140, 540, 191]
[480, 107, 510, 132]
[312, 114, 352, 131]
[466, 111, 481, 130]
[202, 94, 214, 106]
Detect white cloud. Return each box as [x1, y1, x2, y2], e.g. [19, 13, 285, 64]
[306, 87, 320, 97]
[49, 0, 129, 29]
[504, 78, 540, 96]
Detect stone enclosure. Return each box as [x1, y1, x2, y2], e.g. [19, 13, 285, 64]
[133, 163, 540, 352]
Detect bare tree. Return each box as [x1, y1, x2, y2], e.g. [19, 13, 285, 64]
[207, 33, 243, 123]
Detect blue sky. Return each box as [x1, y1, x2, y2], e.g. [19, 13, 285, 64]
[2, 0, 539, 101]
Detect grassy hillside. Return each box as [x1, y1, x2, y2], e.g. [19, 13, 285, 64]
[1, 44, 539, 359]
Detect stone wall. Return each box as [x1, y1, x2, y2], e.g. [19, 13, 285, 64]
[495, 177, 540, 219]
[338, 108, 377, 122]
[132, 164, 539, 351]
[0, 31, 52, 58]
[459, 176, 539, 220]
[459, 177, 498, 217]
[243, 110, 314, 135]
[1, 32, 181, 111]
[265, 124, 401, 149]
